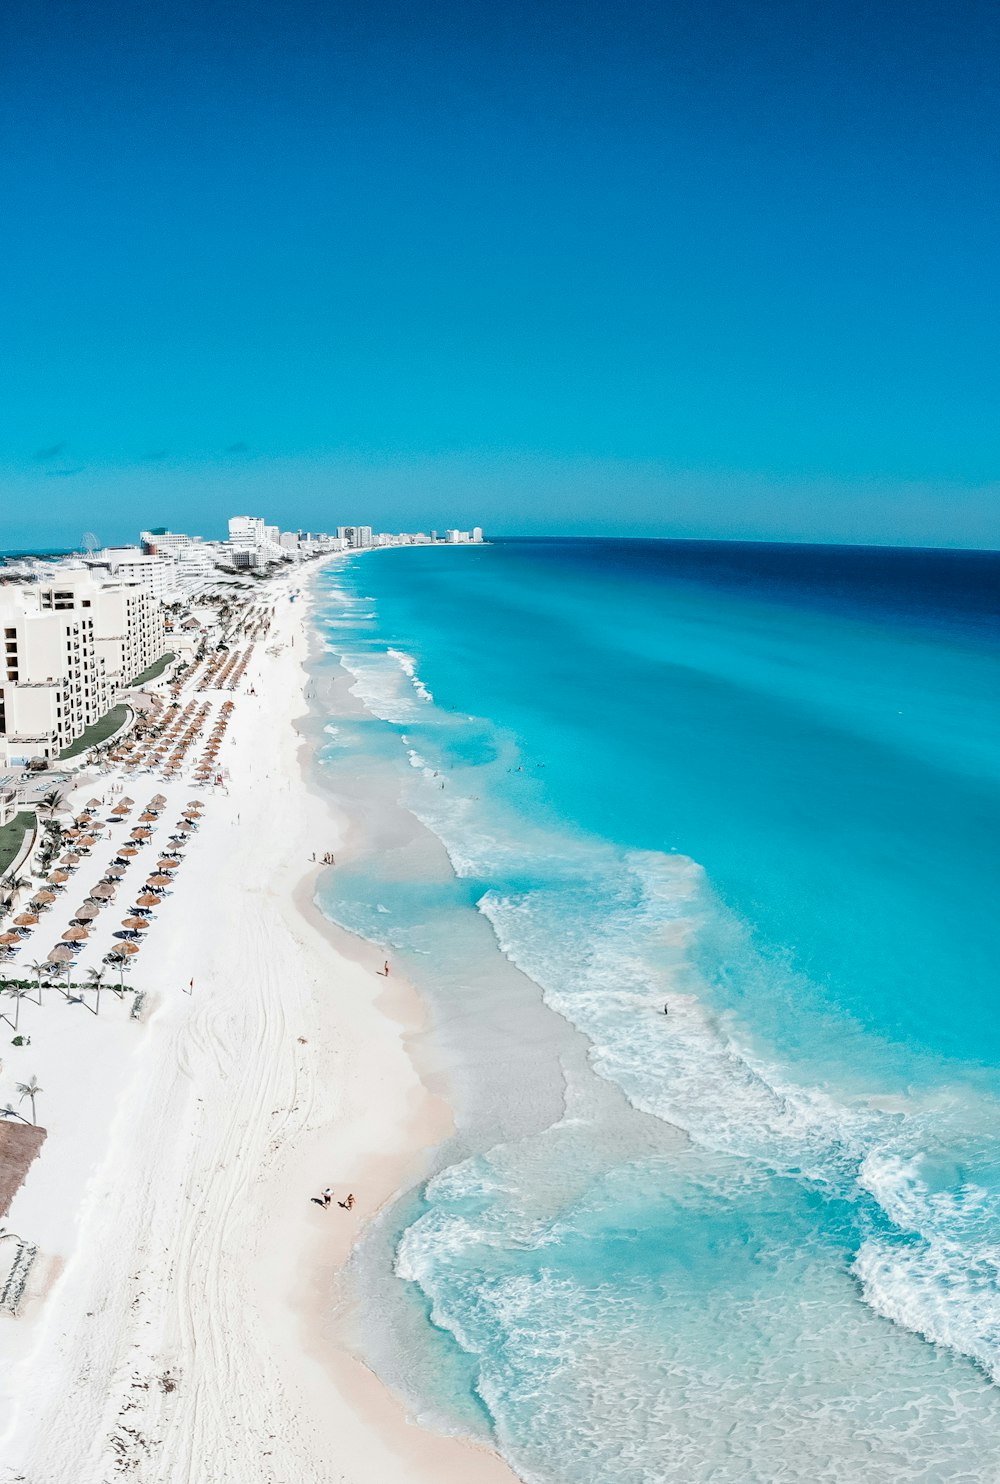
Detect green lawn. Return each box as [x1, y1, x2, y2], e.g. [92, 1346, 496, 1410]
[0, 810, 36, 876]
[129, 651, 175, 687]
[60, 703, 131, 759]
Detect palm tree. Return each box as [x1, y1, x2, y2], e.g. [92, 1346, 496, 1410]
[16, 1076, 41, 1124]
[37, 788, 64, 820]
[3, 986, 32, 1031]
[0, 875, 31, 910]
[86, 966, 105, 1016]
[106, 953, 130, 994]
[0, 1105, 31, 1125]
[27, 959, 47, 997]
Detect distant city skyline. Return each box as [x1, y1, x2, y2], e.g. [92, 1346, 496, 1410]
[2, 0, 998, 551]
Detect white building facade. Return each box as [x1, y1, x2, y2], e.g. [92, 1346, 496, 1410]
[0, 569, 168, 765]
[1, 588, 110, 765]
[228, 515, 290, 563]
[98, 548, 180, 604]
[337, 526, 373, 549]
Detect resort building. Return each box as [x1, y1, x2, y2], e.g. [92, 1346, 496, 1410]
[337, 526, 373, 549]
[90, 584, 167, 693]
[0, 586, 111, 766]
[0, 781, 16, 828]
[174, 545, 215, 577]
[140, 528, 206, 555]
[227, 515, 290, 564]
[0, 570, 168, 766]
[96, 548, 180, 604]
[37, 572, 167, 696]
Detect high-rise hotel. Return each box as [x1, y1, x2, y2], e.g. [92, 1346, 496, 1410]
[0, 570, 166, 767]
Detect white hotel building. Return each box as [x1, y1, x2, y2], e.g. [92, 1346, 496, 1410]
[98, 548, 180, 604]
[0, 571, 167, 766]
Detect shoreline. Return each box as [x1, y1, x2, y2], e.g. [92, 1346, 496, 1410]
[0, 563, 520, 1483]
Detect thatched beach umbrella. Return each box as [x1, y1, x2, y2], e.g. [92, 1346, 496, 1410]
[78, 834, 98, 848]
[13, 913, 39, 927]
[31, 890, 57, 906]
[0, 931, 22, 946]
[116, 941, 141, 956]
[105, 866, 126, 879]
[75, 904, 100, 921]
[119, 846, 139, 858]
[121, 917, 148, 931]
[87, 797, 102, 808]
[147, 874, 173, 887]
[62, 852, 81, 865]
[90, 884, 116, 901]
[62, 926, 89, 941]
[48, 944, 74, 963]
[111, 802, 130, 815]
[139, 811, 157, 823]
[48, 869, 70, 884]
[136, 893, 159, 908]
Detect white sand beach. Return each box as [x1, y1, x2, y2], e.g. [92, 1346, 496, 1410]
[0, 574, 517, 1484]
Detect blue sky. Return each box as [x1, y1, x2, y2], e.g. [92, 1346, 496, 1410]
[1, 0, 998, 549]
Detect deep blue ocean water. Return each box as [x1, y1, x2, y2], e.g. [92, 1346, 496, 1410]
[311, 538, 1000, 1481]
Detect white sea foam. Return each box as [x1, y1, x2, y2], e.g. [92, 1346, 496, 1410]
[398, 1137, 1000, 1483]
[388, 647, 434, 701]
[395, 755, 1000, 1383]
[336, 652, 427, 724]
[853, 1149, 1000, 1379]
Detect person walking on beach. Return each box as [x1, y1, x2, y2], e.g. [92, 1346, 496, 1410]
[322, 1187, 333, 1208]
[338, 1193, 355, 1210]
[383, 960, 390, 977]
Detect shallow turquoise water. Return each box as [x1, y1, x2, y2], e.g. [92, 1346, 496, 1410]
[313, 538, 1000, 1481]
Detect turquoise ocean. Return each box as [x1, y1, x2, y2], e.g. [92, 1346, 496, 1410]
[309, 537, 1000, 1482]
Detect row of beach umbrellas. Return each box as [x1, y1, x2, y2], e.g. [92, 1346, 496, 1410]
[0, 800, 106, 954]
[110, 698, 214, 777]
[192, 700, 236, 782]
[195, 644, 253, 694]
[104, 796, 205, 965]
[41, 792, 172, 963]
